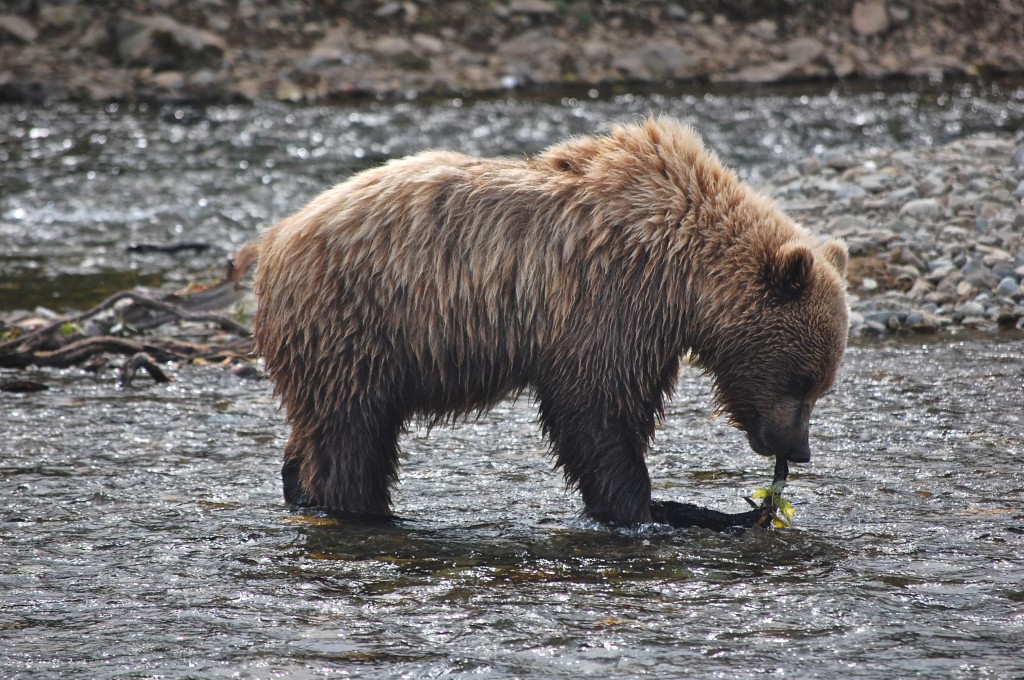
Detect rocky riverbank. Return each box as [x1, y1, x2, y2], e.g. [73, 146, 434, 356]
[1, 0, 1023, 103]
[769, 133, 1024, 336]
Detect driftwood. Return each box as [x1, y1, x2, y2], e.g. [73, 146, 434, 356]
[0, 244, 260, 386]
[650, 456, 791, 532]
[126, 241, 211, 254]
[118, 352, 172, 388]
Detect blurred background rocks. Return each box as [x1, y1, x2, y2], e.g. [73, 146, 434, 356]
[1, 0, 1022, 103]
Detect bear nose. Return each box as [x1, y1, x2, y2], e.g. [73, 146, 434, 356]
[787, 439, 811, 464]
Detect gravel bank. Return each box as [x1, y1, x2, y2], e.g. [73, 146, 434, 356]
[768, 133, 1024, 335]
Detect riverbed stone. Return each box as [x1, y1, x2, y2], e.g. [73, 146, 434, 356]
[614, 41, 694, 80]
[508, 0, 557, 14]
[959, 301, 986, 317]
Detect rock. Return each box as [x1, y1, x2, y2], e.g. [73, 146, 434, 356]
[887, 185, 919, 205]
[0, 14, 38, 43]
[665, 5, 689, 21]
[373, 35, 414, 57]
[821, 152, 857, 171]
[149, 70, 186, 92]
[851, 0, 889, 37]
[373, 35, 429, 69]
[308, 25, 351, 66]
[1013, 144, 1024, 169]
[114, 13, 226, 70]
[898, 198, 944, 220]
[728, 38, 826, 82]
[746, 19, 778, 42]
[996, 276, 1019, 296]
[508, 0, 557, 14]
[889, 5, 911, 25]
[855, 173, 893, 193]
[581, 39, 611, 64]
[374, 2, 402, 18]
[411, 33, 444, 54]
[786, 37, 826, 67]
[828, 215, 870, 232]
[866, 311, 905, 330]
[964, 267, 1000, 290]
[908, 312, 940, 333]
[835, 183, 868, 200]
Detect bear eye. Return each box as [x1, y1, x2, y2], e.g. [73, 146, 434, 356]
[786, 374, 814, 399]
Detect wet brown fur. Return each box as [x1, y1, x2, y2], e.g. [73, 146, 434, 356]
[253, 117, 849, 525]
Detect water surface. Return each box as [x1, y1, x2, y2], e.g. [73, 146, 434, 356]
[2, 335, 1023, 678]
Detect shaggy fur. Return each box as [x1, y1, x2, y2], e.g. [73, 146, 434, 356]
[253, 117, 849, 526]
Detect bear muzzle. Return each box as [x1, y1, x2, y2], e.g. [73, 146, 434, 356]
[746, 426, 812, 464]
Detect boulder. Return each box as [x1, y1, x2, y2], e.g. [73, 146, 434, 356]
[113, 14, 226, 71]
[613, 41, 694, 80]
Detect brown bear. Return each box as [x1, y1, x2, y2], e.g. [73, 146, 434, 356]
[252, 117, 848, 527]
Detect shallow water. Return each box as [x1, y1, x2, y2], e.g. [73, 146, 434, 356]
[2, 81, 1024, 678]
[2, 335, 1023, 678]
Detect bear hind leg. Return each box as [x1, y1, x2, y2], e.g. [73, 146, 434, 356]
[283, 409, 403, 517]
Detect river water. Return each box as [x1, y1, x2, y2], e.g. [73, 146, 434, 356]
[2, 81, 1024, 678]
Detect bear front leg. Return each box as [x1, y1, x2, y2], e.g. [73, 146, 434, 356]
[538, 396, 655, 526]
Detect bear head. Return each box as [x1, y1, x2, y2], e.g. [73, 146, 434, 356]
[703, 238, 849, 465]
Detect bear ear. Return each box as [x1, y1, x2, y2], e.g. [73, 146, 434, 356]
[766, 243, 814, 300]
[821, 239, 848, 278]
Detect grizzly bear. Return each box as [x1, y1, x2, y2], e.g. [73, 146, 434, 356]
[252, 117, 848, 527]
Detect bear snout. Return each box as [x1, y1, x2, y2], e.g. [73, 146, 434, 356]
[746, 424, 812, 464]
